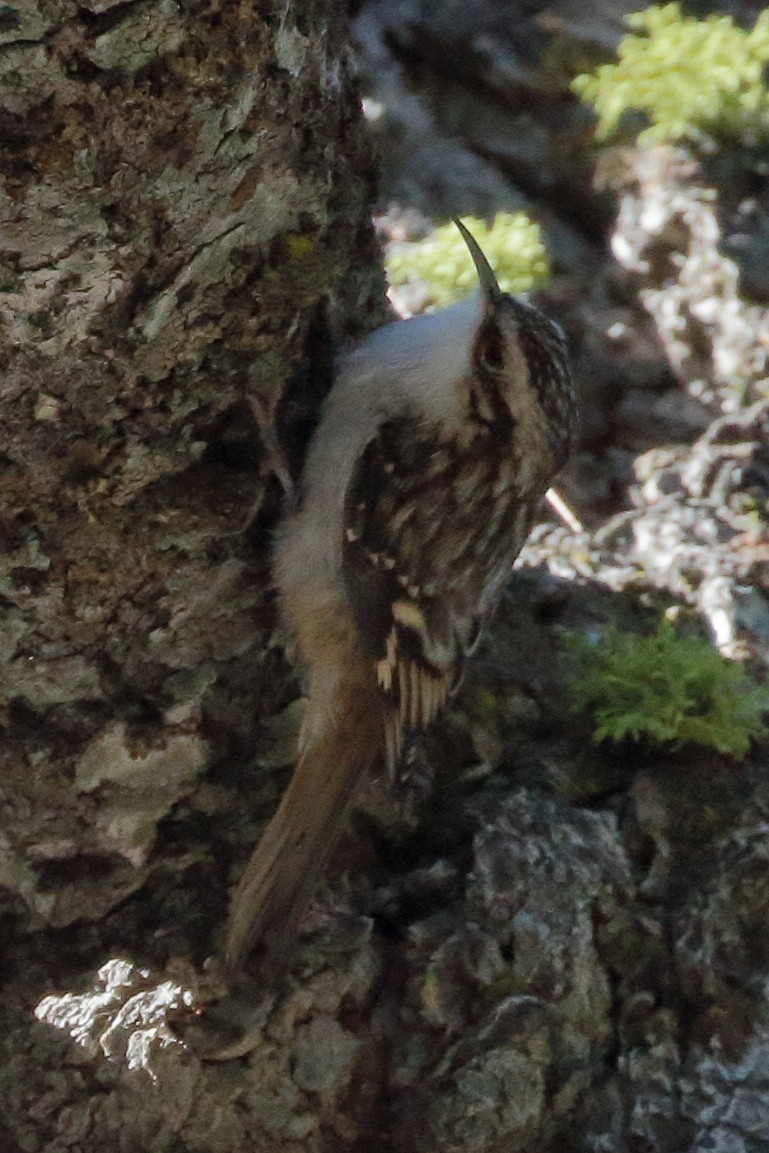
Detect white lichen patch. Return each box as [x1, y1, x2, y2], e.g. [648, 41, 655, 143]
[275, 25, 312, 77]
[75, 723, 207, 864]
[36, 958, 190, 1072]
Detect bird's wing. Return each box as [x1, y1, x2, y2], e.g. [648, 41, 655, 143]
[341, 418, 473, 770]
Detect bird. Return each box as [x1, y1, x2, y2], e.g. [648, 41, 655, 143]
[222, 219, 578, 975]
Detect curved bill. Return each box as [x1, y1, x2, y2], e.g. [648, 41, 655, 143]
[452, 218, 501, 302]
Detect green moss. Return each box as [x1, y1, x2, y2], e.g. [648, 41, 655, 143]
[567, 619, 768, 758]
[386, 215, 550, 309]
[572, 4, 769, 145]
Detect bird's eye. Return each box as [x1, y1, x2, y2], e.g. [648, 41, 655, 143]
[476, 326, 505, 372]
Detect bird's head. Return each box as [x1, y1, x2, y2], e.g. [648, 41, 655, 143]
[454, 218, 577, 471]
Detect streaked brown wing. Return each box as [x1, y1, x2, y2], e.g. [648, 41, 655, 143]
[341, 418, 466, 769]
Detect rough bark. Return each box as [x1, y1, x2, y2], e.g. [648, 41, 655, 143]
[0, 3, 384, 1145]
[0, 0, 380, 932]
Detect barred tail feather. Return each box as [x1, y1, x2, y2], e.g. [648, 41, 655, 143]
[222, 681, 382, 975]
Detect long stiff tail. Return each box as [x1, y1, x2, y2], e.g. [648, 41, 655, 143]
[222, 679, 382, 975]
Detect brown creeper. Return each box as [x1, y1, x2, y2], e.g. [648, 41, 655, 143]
[223, 220, 577, 973]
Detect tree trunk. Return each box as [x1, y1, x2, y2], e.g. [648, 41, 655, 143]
[0, 2, 385, 1147]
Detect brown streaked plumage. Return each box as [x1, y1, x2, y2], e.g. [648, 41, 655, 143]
[222, 220, 577, 975]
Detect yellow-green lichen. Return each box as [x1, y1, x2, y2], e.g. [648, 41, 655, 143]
[573, 4, 769, 145]
[387, 215, 550, 309]
[286, 234, 316, 259]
